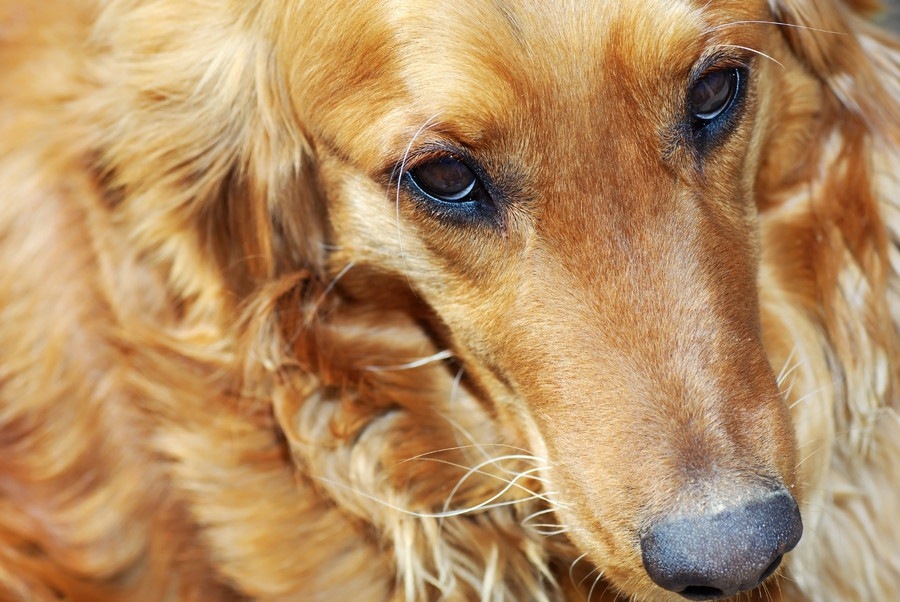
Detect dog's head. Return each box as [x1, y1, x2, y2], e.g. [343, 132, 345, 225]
[94, 0, 895, 599]
[290, 2, 812, 598]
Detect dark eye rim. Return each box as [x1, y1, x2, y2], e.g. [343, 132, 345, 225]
[684, 57, 751, 152]
[395, 149, 502, 226]
[688, 66, 744, 129]
[406, 155, 485, 205]
[689, 67, 741, 126]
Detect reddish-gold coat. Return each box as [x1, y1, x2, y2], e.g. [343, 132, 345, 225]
[0, 0, 898, 600]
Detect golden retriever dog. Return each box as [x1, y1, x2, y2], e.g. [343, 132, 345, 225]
[1, 0, 898, 600]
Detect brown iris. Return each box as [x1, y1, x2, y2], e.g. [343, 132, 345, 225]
[689, 68, 739, 123]
[409, 156, 478, 202]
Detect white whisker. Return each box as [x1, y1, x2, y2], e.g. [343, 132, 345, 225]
[310, 261, 354, 315]
[522, 507, 558, 524]
[775, 346, 798, 387]
[442, 367, 496, 465]
[400, 445, 548, 466]
[364, 349, 454, 371]
[399, 456, 553, 496]
[316, 475, 548, 520]
[780, 382, 796, 405]
[795, 444, 825, 470]
[777, 360, 805, 389]
[788, 383, 832, 409]
[587, 567, 607, 602]
[441, 461, 556, 516]
[395, 113, 441, 269]
[706, 20, 847, 37]
[569, 552, 590, 587]
[405, 440, 555, 480]
[578, 564, 604, 588]
[714, 44, 785, 69]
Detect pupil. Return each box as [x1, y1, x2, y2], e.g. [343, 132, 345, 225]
[414, 157, 476, 201]
[691, 69, 736, 121]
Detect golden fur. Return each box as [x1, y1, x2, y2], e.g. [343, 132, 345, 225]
[1, 0, 898, 600]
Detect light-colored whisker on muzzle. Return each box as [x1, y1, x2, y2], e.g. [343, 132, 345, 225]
[586, 566, 609, 602]
[315, 475, 543, 520]
[568, 551, 591, 589]
[787, 383, 833, 410]
[775, 346, 800, 388]
[521, 506, 569, 536]
[398, 452, 554, 488]
[794, 443, 827, 472]
[317, 452, 558, 521]
[437, 454, 560, 517]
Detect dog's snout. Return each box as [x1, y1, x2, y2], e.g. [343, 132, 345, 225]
[640, 487, 802, 600]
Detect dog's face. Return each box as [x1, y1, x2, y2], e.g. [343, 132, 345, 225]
[282, 0, 810, 598]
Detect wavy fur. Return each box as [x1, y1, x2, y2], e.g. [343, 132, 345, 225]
[0, 0, 898, 600]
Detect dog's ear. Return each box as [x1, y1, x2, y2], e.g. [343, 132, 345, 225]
[90, 2, 325, 302]
[770, 0, 900, 138]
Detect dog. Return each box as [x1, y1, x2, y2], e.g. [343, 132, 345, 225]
[1, 0, 898, 600]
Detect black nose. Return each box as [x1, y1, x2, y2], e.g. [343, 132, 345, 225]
[640, 487, 802, 600]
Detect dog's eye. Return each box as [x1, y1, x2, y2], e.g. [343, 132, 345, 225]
[689, 68, 740, 125]
[401, 154, 499, 225]
[408, 157, 479, 203]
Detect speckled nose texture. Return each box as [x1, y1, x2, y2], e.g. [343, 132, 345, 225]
[640, 488, 802, 600]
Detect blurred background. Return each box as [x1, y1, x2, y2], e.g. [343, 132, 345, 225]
[883, 0, 900, 31]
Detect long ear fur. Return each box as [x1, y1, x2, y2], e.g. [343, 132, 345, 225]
[764, 0, 900, 448]
[758, 2, 900, 598]
[770, 0, 900, 141]
[88, 1, 325, 311]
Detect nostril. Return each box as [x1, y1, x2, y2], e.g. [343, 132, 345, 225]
[675, 557, 782, 602]
[640, 487, 801, 599]
[673, 555, 782, 601]
[680, 585, 726, 601]
[758, 554, 784, 583]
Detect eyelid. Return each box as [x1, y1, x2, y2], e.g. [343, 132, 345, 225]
[395, 146, 509, 228]
[393, 144, 488, 195]
[400, 145, 473, 176]
[689, 49, 753, 84]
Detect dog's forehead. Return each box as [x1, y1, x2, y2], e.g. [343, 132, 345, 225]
[294, 0, 770, 169]
[388, 0, 702, 77]
[383, 0, 701, 129]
